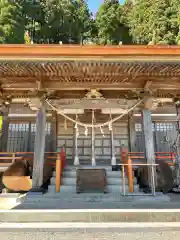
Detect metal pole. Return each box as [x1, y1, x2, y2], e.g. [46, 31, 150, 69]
[151, 165, 156, 196]
[122, 165, 126, 196]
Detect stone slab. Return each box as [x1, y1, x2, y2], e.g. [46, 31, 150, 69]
[1, 210, 180, 222]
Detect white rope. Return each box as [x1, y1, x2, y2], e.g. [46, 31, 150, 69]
[45, 99, 143, 128]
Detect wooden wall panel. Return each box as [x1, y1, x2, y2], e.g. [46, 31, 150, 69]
[57, 118, 129, 165]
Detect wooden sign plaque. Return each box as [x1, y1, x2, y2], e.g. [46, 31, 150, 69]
[76, 169, 107, 194]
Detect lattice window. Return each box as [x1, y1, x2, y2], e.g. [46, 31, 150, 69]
[30, 122, 51, 152]
[135, 123, 142, 132]
[155, 123, 175, 131]
[135, 123, 155, 132]
[7, 122, 51, 152]
[7, 123, 29, 152]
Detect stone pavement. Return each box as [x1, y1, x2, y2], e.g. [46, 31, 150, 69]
[1, 210, 180, 222]
[0, 228, 180, 240]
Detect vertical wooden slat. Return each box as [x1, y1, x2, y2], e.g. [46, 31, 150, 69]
[0, 108, 9, 152]
[12, 153, 15, 163]
[128, 112, 136, 152]
[27, 122, 32, 152]
[50, 111, 57, 152]
[91, 110, 96, 166]
[32, 104, 46, 189]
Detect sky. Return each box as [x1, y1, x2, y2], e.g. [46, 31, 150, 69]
[87, 0, 125, 14]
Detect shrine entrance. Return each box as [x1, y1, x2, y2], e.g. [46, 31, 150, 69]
[46, 90, 141, 167]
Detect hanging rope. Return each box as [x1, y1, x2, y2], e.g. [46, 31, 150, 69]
[108, 108, 113, 131]
[45, 99, 143, 128]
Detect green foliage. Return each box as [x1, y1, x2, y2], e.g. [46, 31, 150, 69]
[95, 0, 132, 45]
[0, 0, 180, 45]
[37, 0, 93, 44]
[0, 0, 25, 43]
[73, 0, 94, 44]
[128, 0, 180, 44]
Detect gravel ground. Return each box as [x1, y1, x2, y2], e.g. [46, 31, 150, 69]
[0, 229, 180, 240]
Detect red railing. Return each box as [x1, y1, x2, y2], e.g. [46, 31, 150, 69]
[128, 151, 175, 166]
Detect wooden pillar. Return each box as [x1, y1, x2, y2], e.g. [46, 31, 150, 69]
[50, 111, 57, 152]
[173, 104, 180, 188]
[31, 104, 46, 190]
[141, 109, 155, 187]
[128, 112, 136, 152]
[0, 108, 9, 152]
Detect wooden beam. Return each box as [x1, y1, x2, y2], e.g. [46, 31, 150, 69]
[141, 109, 155, 188]
[31, 104, 46, 190]
[1, 45, 180, 61]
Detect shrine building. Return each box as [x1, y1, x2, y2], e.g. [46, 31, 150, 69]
[0, 44, 179, 200]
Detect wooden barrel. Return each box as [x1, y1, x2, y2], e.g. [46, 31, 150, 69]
[2, 157, 53, 192]
[2, 159, 32, 192]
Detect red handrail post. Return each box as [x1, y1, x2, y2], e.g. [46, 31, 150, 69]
[120, 145, 128, 174]
[60, 146, 66, 173]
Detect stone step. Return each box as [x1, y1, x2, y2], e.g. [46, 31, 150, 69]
[50, 177, 137, 185]
[22, 194, 134, 204]
[23, 192, 170, 205]
[64, 166, 113, 170]
[67, 160, 111, 164]
[53, 170, 125, 178]
[48, 184, 139, 194]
